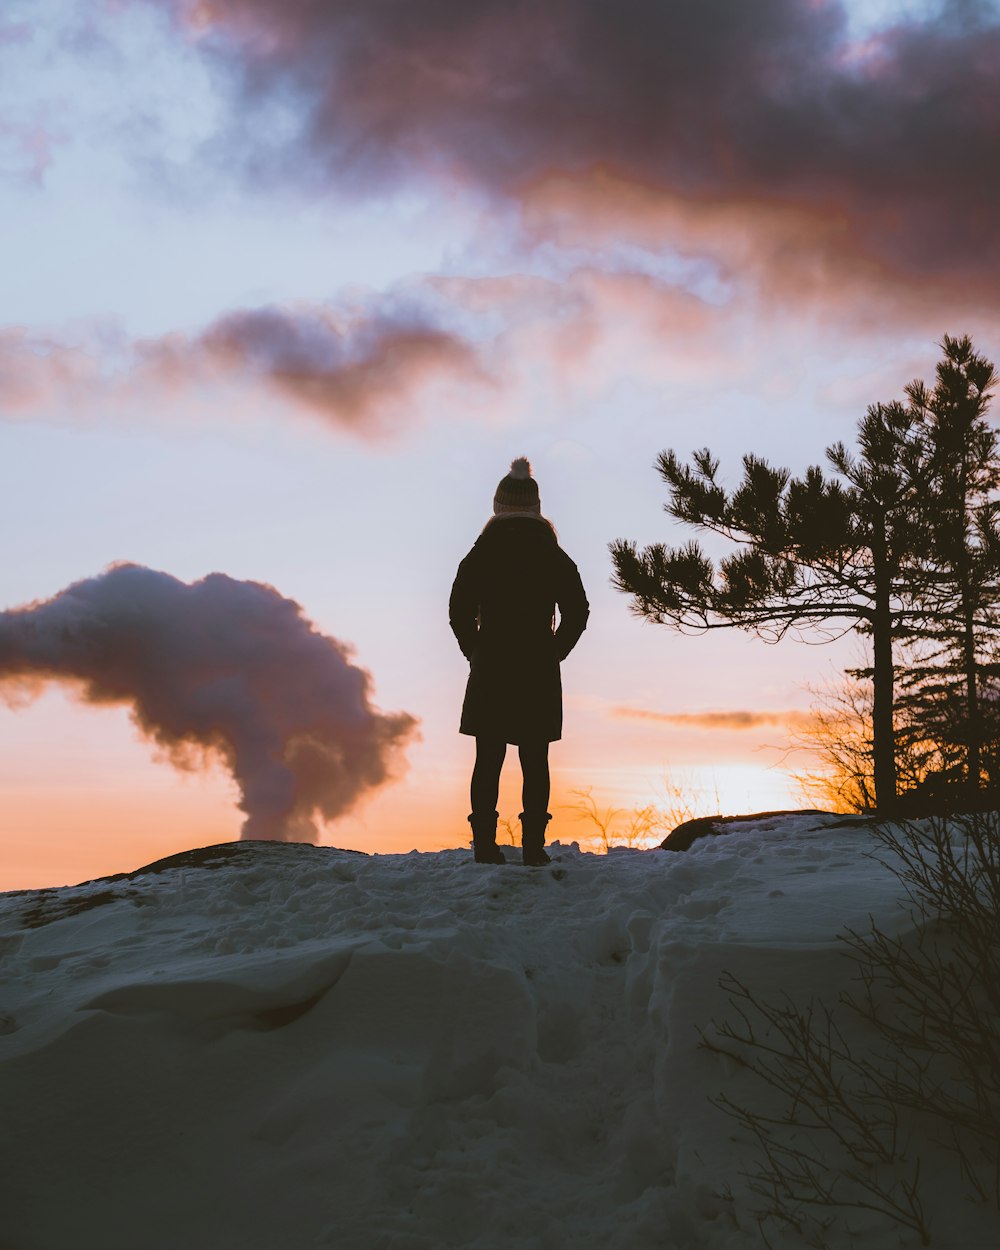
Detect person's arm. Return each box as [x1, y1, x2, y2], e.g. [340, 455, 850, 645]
[553, 553, 589, 661]
[449, 550, 480, 660]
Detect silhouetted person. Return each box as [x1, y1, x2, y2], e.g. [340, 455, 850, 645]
[449, 457, 589, 865]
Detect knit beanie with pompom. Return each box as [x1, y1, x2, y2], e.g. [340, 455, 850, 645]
[493, 457, 541, 516]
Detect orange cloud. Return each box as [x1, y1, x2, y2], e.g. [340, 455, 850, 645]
[151, 0, 1000, 306]
[614, 706, 815, 731]
[519, 170, 1000, 331]
[0, 326, 113, 413]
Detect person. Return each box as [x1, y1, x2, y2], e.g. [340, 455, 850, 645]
[449, 457, 589, 865]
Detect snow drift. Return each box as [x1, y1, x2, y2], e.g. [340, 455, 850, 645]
[0, 565, 417, 840]
[1, 814, 993, 1249]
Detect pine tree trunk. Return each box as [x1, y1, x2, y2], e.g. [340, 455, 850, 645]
[962, 594, 981, 789]
[956, 459, 981, 790]
[871, 518, 897, 812]
[945, 455, 985, 790]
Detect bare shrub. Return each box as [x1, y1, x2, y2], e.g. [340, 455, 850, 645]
[793, 673, 876, 814]
[565, 771, 721, 851]
[497, 814, 519, 847]
[702, 811, 1000, 1246]
[564, 787, 662, 851]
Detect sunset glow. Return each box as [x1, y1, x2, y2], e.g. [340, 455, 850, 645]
[2, 0, 996, 887]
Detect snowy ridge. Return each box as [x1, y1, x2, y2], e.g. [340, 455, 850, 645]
[0, 816, 976, 1249]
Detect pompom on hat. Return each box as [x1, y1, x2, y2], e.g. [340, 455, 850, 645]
[493, 456, 541, 517]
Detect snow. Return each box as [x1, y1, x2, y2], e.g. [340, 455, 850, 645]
[0, 814, 992, 1249]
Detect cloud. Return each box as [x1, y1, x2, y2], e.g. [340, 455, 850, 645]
[614, 706, 815, 731]
[0, 117, 66, 187]
[0, 265, 735, 429]
[149, 300, 486, 431]
[0, 565, 418, 841]
[0, 326, 110, 412]
[155, 0, 1000, 303]
[0, 297, 486, 434]
[0, 22, 32, 46]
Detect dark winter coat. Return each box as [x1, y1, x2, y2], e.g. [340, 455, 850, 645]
[449, 516, 589, 744]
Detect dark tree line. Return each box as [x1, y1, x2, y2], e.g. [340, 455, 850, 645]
[611, 336, 1000, 814]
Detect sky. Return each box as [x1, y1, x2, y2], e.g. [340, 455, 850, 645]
[2, 0, 1000, 888]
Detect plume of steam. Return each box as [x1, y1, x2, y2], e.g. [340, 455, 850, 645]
[0, 565, 418, 841]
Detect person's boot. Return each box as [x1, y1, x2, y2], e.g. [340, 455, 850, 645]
[468, 811, 506, 864]
[520, 811, 552, 866]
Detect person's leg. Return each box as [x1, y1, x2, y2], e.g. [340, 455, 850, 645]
[518, 741, 550, 814]
[518, 742, 552, 866]
[471, 737, 507, 813]
[469, 737, 507, 864]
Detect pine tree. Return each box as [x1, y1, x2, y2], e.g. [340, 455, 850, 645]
[611, 401, 930, 812]
[902, 336, 1000, 793]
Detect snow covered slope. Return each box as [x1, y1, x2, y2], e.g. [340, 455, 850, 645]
[0, 816, 986, 1249]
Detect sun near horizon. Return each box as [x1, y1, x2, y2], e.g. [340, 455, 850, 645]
[0, 686, 810, 891]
